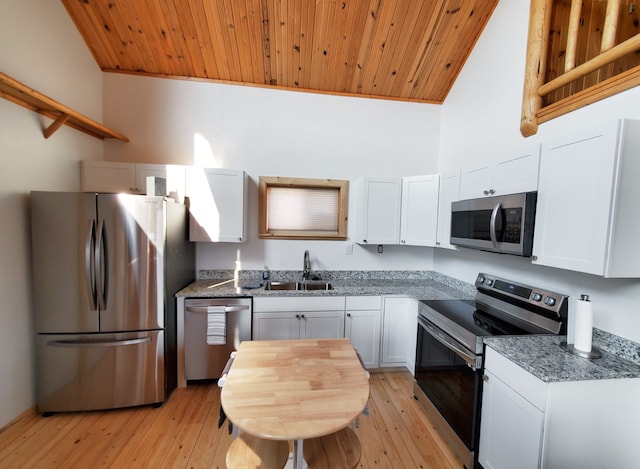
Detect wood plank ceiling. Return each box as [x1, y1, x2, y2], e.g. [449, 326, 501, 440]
[62, 0, 499, 104]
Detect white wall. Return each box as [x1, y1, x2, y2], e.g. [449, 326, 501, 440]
[103, 74, 443, 272]
[438, 0, 640, 343]
[0, 0, 104, 427]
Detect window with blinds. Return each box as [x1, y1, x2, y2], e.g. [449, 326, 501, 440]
[259, 177, 349, 240]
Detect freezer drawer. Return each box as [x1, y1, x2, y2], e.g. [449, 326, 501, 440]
[36, 331, 164, 413]
[184, 298, 252, 380]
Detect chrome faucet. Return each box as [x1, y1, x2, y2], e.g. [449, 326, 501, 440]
[302, 250, 311, 281]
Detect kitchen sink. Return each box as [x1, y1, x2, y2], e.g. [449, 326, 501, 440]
[264, 281, 333, 291]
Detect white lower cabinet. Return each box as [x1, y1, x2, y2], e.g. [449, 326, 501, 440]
[345, 296, 382, 369]
[252, 296, 345, 340]
[479, 353, 545, 469]
[380, 296, 416, 372]
[480, 347, 640, 469]
[253, 295, 417, 373]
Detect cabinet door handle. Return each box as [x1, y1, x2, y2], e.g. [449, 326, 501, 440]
[347, 313, 351, 317]
[482, 374, 489, 381]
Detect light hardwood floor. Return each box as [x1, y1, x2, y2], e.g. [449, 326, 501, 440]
[0, 371, 464, 468]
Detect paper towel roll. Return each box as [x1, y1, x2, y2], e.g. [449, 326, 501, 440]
[567, 301, 576, 345]
[574, 294, 593, 352]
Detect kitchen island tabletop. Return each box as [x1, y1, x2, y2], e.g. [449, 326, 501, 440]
[220, 338, 370, 468]
[221, 338, 369, 438]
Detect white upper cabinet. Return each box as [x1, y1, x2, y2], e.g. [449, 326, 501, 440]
[186, 167, 248, 243]
[354, 175, 439, 246]
[400, 175, 440, 246]
[532, 119, 640, 277]
[435, 169, 460, 250]
[459, 144, 540, 200]
[80, 161, 186, 200]
[353, 177, 403, 245]
[80, 161, 136, 193]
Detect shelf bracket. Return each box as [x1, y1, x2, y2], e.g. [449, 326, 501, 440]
[43, 113, 71, 139]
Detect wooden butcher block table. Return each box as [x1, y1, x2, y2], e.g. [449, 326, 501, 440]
[221, 338, 370, 468]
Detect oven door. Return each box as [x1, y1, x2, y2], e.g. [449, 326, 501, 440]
[415, 313, 483, 454]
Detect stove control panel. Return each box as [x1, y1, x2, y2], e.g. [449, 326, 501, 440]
[476, 273, 568, 315]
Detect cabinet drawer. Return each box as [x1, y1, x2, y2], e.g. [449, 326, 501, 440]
[484, 347, 547, 410]
[345, 296, 382, 310]
[253, 296, 345, 312]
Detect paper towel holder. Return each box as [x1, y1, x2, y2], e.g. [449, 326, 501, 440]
[560, 341, 602, 359]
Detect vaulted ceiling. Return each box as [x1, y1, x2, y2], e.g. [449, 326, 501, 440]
[62, 0, 499, 103]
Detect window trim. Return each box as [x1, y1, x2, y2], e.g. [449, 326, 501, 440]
[258, 176, 349, 240]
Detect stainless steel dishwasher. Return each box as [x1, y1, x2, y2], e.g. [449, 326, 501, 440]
[184, 298, 252, 380]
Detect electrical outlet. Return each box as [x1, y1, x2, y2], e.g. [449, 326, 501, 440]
[345, 243, 353, 255]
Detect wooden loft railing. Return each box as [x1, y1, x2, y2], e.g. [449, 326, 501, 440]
[0, 71, 128, 142]
[521, 0, 640, 137]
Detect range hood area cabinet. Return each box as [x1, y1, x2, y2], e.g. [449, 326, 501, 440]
[532, 119, 640, 277]
[434, 169, 460, 250]
[459, 143, 540, 200]
[353, 175, 439, 247]
[186, 167, 248, 243]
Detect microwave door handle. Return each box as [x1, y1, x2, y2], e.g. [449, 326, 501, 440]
[490, 202, 502, 249]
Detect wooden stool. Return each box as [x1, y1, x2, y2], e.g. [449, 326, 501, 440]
[225, 432, 289, 469]
[303, 426, 362, 469]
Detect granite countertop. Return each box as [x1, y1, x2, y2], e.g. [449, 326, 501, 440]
[484, 331, 640, 383]
[175, 270, 476, 302]
[178, 269, 640, 383]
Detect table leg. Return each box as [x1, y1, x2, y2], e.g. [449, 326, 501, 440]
[293, 438, 304, 469]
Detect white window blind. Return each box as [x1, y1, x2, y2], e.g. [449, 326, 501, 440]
[266, 187, 339, 232]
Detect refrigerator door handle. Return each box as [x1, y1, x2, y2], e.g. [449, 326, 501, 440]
[96, 218, 109, 310]
[47, 337, 152, 348]
[84, 219, 98, 310]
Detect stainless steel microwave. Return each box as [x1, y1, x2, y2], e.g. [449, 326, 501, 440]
[450, 191, 537, 257]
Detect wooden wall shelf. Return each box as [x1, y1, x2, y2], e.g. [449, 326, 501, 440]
[0, 71, 128, 141]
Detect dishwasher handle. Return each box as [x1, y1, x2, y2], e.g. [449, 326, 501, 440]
[186, 305, 251, 314]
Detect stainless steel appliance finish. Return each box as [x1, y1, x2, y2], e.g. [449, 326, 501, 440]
[450, 191, 537, 256]
[184, 297, 252, 380]
[31, 192, 194, 413]
[414, 273, 568, 469]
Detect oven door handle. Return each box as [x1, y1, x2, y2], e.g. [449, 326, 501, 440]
[418, 315, 479, 370]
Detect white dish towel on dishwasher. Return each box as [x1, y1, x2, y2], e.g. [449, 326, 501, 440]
[206, 307, 227, 345]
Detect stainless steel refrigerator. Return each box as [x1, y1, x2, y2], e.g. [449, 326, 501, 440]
[30, 192, 194, 413]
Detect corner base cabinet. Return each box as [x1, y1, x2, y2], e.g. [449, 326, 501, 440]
[479, 347, 640, 469]
[381, 297, 417, 373]
[345, 296, 382, 368]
